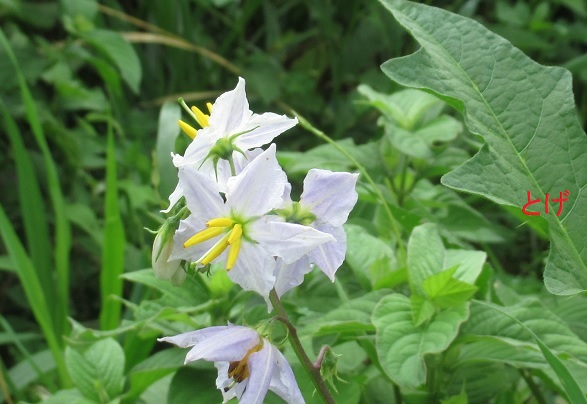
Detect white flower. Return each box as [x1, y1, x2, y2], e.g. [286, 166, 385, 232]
[165, 77, 297, 212]
[274, 169, 359, 297]
[170, 145, 334, 297]
[158, 325, 305, 404]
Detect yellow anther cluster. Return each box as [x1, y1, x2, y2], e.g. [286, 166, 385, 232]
[177, 101, 213, 139]
[183, 217, 243, 271]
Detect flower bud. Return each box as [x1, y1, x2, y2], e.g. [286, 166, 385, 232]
[152, 232, 184, 284]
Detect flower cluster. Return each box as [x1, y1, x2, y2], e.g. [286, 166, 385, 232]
[154, 78, 358, 403]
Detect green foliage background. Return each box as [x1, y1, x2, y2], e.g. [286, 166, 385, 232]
[1, 0, 587, 402]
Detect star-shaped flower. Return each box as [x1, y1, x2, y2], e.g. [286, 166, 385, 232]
[273, 169, 359, 296]
[159, 325, 305, 404]
[170, 145, 334, 297]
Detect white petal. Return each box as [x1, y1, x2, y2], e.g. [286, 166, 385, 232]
[209, 77, 252, 136]
[251, 219, 335, 265]
[213, 148, 263, 193]
[308, 223, 347, 281]
[268, 344, 305, 404]
[226, 144, 286, 217]
[240, 341, 274, 404]
[227, 242, 276, 298]
[176, 326, 260, 363]
[215, 362, 247, 403]
[301, 169, 359, 226]
[235, 113, 297, 150]
[178, 166, 225, 219]
[274, 257, 312, 298]
[161, 182, 182, 213]
[174, 128, 217, 168]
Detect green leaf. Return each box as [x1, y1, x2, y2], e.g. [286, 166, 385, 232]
[167, 367, 218, 404]
[379, 0, 587, 295]
[344, 224, 396, 289]
[372, 293, 469, 387]
[300, 290, 390, 336]
[81, 29, 142, 93]
[423, 266, 478, 308]
[462, 299, 587, 400]
[60, 0, 98, 20]
[43, 389, 97, 404]
[65, 338, 125, 403]
[125, 349, 185, 401]
[407, 223, 444, 296]
[410, 294, 435, 326]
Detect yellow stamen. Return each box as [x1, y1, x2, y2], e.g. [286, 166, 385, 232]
[184, 227, 223, 248]
[227, 224, 242, 245]
[206, 217, 234, 228]
[199, 232, 231, 265]
[191, 106, 210, 127]
[206, 102, 213, 114]
[226, 237, 241, 271]
[178, 120, 197, 139]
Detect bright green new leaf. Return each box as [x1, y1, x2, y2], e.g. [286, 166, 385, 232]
[407, 223, 444, 296]
[379, 0, 587, 295]
[410, 294, 435, 326]
[65, 338, 125, 403]
[372, 293, 469, 387]
[423, 266, 478, 308]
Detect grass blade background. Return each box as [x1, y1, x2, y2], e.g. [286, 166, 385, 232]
[378, 0, 587, 296]
[0, 29, 72, 335]
[0, 100, 55, 322]
[0, 205, 69, 385]
[99, 123, 126, 330]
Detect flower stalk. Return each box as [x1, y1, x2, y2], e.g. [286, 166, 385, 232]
[269, 288, 335, 404]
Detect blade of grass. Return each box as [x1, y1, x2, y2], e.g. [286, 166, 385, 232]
[99, 122, 126, 330]
[0, 99, 55, 326]
[0, 205, 69, 385]
[0, 29, 71, 338]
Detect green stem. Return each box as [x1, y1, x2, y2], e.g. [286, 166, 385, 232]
[293, 111, 406, 260]
[228, 155, 237, 177]
[269, 289, 335, 404]
[519, 369, 547, 404]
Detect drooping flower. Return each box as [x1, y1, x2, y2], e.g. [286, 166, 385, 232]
[158, 325, 305, 404]
[169, 145, 334, 297]
[273, 169, 359, 296]
[165, 77, 297, 213]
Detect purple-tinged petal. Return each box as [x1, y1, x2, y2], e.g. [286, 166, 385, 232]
[239, 341, 274, 404]
[158, 325, 257, 348]
[300, 169, 359, 227]
[214, 148, 263, 193]
[251, 219, 335, 264]
[274, 257, 312, 298]
[308, 223, 347, 281]
[208, 77, 252, 136]
[269, 345, 305, 404]
[235, 113, 297, 150]
[181, 326, 260, 363]
[226, 144, 286, 217]
[227, 242, 276, 298]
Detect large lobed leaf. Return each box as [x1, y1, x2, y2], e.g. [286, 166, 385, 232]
[379, 0, 587, 295]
